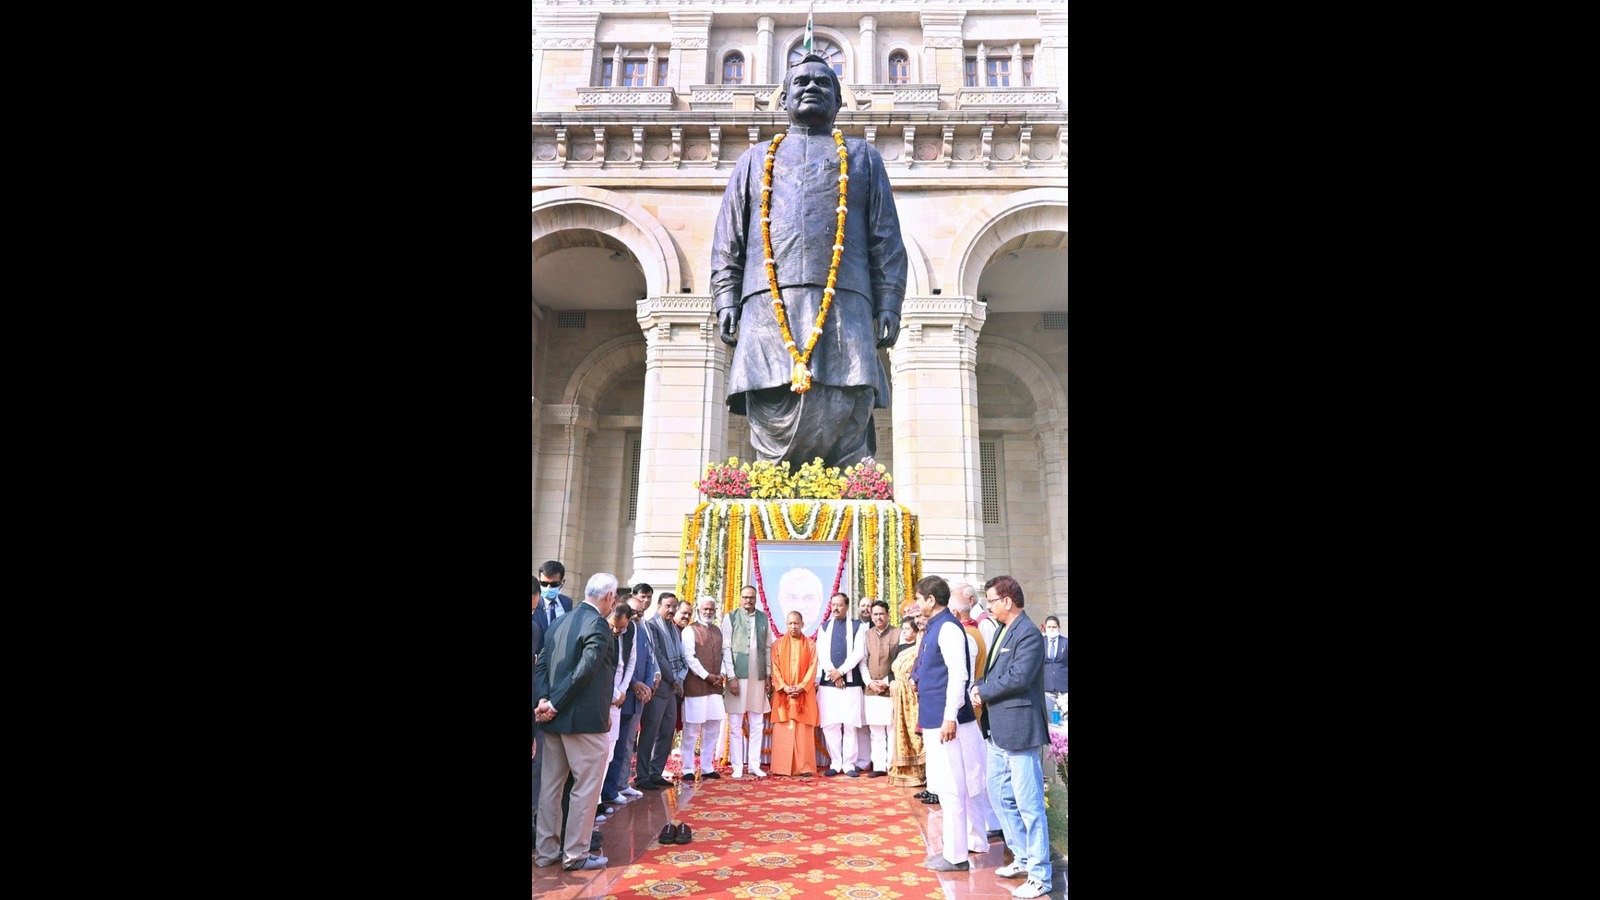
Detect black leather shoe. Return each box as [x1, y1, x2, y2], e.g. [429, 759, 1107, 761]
[651, 776, 674, 786]
[639, 781, 661, 791]
[658, 824, 677, 845]
[825, 769, 842, 776]
[675, 823, 693, 844]
[847, 769, 860, 777]
[702, 771, 720, 780]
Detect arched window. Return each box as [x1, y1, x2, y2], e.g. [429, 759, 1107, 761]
[789, 38, 845, 78]
[724, 52, 745, 85]
[888, 52, 910, 85]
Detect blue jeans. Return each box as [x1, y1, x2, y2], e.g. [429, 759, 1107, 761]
[986, 739, 1053, 885]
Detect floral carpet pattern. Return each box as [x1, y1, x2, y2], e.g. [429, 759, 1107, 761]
[602, 776, 948, 900]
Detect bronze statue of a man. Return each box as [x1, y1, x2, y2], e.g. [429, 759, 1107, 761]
[711, 55, 907, 469]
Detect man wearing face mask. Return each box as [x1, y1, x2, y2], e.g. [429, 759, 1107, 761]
[681, 596, 732, 780]
[534, 562, 575, 651]
[532, 561, 574, 841]
[1041, 616, 1068, 715]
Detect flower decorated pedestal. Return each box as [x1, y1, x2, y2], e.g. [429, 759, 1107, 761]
[679, 499, 920, 626]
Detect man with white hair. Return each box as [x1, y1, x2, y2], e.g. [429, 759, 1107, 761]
[534, 573, 620, 871]
[681, 596, 733, 779]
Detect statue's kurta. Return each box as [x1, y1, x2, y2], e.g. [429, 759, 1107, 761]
[711, 122, 907, 467]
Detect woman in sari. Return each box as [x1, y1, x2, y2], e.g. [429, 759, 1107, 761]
[887, 613, 925, 787]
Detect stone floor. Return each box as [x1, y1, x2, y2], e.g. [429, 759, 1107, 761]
[531, 771, 1068, 899]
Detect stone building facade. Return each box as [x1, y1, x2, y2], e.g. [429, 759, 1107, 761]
[532, 0, 1069, 626]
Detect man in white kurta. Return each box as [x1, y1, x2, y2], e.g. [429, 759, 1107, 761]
[815, 592, 867, 776]
[681, 596, 732, 778]
[722, 585, 775, 779]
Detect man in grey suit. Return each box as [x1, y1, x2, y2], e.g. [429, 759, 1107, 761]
[533, 573, 620, 871]
[970, 575, 1053, 900]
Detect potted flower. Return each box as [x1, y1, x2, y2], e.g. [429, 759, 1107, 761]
[1045, 730, 1068, 859]
[696, 457, 752, 499]
[841, 456, 894, 500]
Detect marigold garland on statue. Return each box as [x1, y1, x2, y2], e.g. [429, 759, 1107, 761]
[761, 129, 849, 393]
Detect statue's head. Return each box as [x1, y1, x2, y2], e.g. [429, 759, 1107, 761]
[781, 53, 843, 128]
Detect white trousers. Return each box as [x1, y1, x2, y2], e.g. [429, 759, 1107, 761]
[681, 718, 723, 775]
[728, 710, 766, 775]
[820, 721, 859, 773]
[923, 720, 995, 864]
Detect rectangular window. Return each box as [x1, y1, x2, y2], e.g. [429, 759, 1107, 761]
[602, 61, 614, 85]
[1022, 57, 1034, 87]
[987, 59, 1010, 87]
[656, 59, 668, 87]
[980, 441, 1001, 525]
[627, 436, 642, 521]
[964, 58, 978, 88]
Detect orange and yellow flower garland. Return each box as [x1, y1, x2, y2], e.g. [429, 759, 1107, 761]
[761, 129, 849, 393]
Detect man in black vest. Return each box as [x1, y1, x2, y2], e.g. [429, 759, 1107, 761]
[815, 592, 867, 776]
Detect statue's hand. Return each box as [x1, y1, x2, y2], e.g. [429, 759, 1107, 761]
[718, 307, 740, 346]
[875, 310, 900, 349]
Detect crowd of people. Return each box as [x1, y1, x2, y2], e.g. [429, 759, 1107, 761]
[533, 561, 1066, 899]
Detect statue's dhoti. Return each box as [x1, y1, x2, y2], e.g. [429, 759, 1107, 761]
[745, 384, 876, 469]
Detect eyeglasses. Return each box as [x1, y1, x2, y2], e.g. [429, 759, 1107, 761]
[538, 580, 562, 587]
[741, 594, 757, 600]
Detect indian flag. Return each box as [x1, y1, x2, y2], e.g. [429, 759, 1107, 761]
[804, 3, 814, 54]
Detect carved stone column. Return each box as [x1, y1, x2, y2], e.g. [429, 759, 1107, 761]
[858, 16, 878, 84]
[756, 16, 775, 86]
[890, 296, 988, 589]
[919, 9, 966, 101]
[1037, 8, 1070, 100]
[1032, 409, 1069, 622]
[631, 295, 728, 592]
[540, 403, 598, 578]
[531, 396, 543, 567]
[671, 9, 713, 94]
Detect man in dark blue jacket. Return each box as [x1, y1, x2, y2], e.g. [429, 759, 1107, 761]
[601, 588, 657, 804]
[533, 573, 620, 871]
[971, 576, 1053, 899]
[532, 561, 574, 839]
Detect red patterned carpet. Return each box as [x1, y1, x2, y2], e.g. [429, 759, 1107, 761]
[532, 768, 1065, 899]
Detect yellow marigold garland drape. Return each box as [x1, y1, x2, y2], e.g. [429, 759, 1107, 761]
[681, 500, 918, 628]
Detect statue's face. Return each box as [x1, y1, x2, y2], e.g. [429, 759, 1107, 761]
[786, 61, 838, 122]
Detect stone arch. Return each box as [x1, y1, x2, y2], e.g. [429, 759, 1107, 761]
[561, 334, 650, 410]
[778, 26, 858, 82]
[948, 188, 1069, 301]
[976, 336, 1068, 418]
[532, 186, 680, 299]
[903, 232, 931, 297]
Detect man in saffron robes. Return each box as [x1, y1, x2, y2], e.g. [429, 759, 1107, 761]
[768, 611, 819, 776]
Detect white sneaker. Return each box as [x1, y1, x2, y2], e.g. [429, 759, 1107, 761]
[1012, 878, 1048, 899]
[995, 861, 1028, 878]
[604, 794, 629, 805]
[620, 787, 643, 798]
[750, 768, 767, 778]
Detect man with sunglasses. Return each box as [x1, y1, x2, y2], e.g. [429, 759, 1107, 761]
[532, 560, 574, 842]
